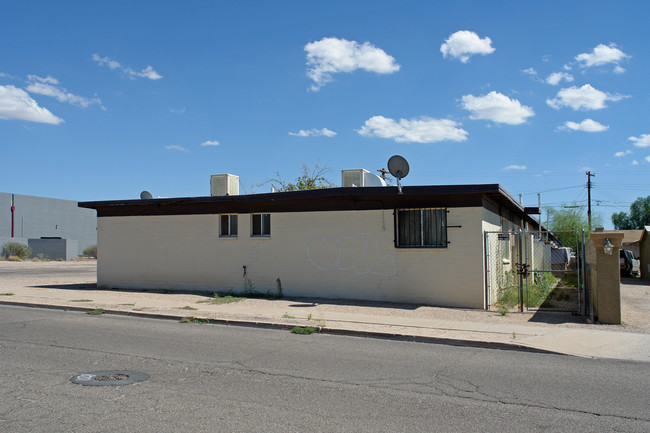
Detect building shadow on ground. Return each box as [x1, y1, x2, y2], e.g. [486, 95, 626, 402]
[528, 309, 588, 325]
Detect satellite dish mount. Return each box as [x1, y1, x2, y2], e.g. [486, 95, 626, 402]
[387, 155, 410, 194]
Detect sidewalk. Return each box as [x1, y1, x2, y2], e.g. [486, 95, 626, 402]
[1, 261, 649, 362]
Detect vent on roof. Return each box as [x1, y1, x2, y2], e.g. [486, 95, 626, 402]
[211, 174, 239, 196]
[341, 169, 387, 187]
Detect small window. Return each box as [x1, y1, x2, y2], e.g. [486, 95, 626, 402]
[251, 213, 270, 237]
[395, 208, 447, 248]
[220, 214, 238, 237]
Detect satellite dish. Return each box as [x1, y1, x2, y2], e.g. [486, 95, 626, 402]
[387, 155, 409, 194]
[140, 191, 153, 200]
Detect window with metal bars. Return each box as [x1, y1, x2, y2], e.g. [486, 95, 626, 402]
[219, 214, 238, 237]
[395, 208, 447, 248]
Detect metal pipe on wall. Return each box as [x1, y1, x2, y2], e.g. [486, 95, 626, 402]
[11, 194, 15, 238]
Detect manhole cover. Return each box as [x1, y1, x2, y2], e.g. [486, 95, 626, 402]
[70, 370, 150, 386]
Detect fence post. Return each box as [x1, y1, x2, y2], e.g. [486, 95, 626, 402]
[518, 228, 524, 312]
[484, 231, 489, 309]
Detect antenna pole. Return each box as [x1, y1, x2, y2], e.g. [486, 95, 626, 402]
[377, 168, 389, 181]
[586, 171, 595, 232]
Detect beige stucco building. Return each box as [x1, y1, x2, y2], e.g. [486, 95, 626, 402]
[80, 184, 541, 309]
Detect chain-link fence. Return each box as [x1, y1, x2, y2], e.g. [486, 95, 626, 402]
[485, 230, 585, 313]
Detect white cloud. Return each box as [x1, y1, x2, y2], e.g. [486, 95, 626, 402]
[561, 119, 608, 132]
[200, 140, 220, 146]
[629, 134, 650, 148]
[0, 85, 63, 124]
[546, 72, 574, 86]
[575, 43, 630, 68]
[461, 91, 534, 125]
[288, 128, 336, 137]
[614, 150, 632, 157]
[504, 165, 526, 170]
[613, 65, 626, 74]
[357, 115, 467, 143]
[26, 75, 103, 109]
[27, 75, 59, 85]
[440, 30, 495, 63]
[645, 156, 650, 163]
[522, 67, 537, 76]
[125, 66, 162, 80]
[92, 54, 121, 69]
[304, 37, 400, 91]
[164, 145, 188, 152]
[632, 160, 639, 165]
[93, 53, 162, 80]
[546, 84, 626, 111]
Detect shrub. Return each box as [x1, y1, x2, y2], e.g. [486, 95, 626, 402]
[83, 244, 97, 258]
[1, 242, 31, 259]
[291, 326, 317, 335]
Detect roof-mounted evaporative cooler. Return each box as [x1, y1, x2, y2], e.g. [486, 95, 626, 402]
[210, 174, 239, 196]
[341, 169, 386, 188]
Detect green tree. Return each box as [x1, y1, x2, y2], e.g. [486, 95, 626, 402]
[549, 205, 601, 246]
[267, 162, 334, 192]
[611, 195, 650, 229]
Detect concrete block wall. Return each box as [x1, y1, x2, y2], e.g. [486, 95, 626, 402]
[97, 207, 489, 308]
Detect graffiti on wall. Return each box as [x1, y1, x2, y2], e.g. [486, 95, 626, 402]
[304, 233, 396, 276]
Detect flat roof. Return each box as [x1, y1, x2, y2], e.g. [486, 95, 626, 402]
[80, 184, 532, 216]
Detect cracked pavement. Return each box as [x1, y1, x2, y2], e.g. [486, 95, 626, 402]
[1, 305, 648, 432]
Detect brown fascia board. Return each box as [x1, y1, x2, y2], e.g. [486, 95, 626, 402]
[79, 184, 527, 218]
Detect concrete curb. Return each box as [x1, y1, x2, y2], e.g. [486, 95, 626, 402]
[0, 300, 563, 356]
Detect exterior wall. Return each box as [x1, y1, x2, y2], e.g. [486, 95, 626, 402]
[98, 207, 488, 308]
[0, 192, 97, 256]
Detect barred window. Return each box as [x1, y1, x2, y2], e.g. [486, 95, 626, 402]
[219, 214, 238, 237]
[396, 208, 447, 248]
[251, 213, 271, 237]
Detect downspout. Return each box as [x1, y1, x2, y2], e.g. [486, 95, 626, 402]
[10, 194, 15, 238]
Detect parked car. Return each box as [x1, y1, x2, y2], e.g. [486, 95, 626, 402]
[620, 249, 640, 277]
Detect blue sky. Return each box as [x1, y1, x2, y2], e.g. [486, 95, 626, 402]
[1, 1, 648, 228]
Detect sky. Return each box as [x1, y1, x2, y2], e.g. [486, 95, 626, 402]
[1, 0, 648, 228]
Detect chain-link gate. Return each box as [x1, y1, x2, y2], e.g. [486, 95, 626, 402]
[484, 229, 586, 313]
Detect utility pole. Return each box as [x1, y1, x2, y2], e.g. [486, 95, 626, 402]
[586, 171, 595, 232]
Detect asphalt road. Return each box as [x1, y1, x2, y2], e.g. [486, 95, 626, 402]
[1, 305, 648, 433]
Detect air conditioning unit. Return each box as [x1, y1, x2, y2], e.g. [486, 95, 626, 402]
[341, 169, 386, 187]
[210, 174, 239, 196]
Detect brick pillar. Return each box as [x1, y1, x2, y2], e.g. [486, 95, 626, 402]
[586, 232, 623, 324]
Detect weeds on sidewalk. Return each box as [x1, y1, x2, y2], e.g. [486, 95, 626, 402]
[180, 306, 197, 310]
[180, 316, 208, 324]
[282, 313, 295, 319]
[0, 293, 14, 296]
[291, 326, 317, 335]
[86, 309, 104, 315]
[196, 293, 245, 305]
[71, 299, 92, 302]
